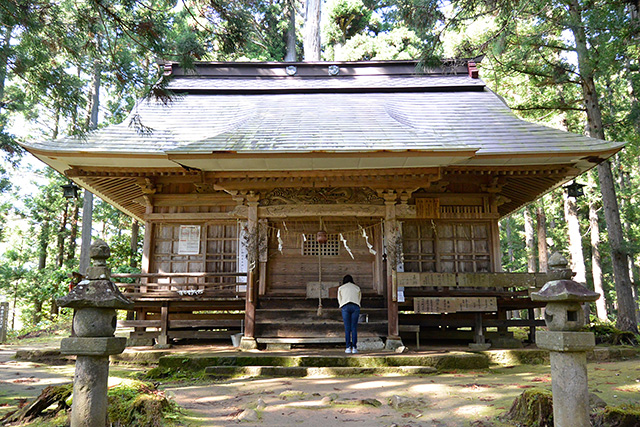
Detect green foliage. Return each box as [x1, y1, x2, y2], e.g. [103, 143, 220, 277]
[337, 27, 421, 60]
[589, 321, 638, 346]
[592, 404, 640, 427]
[108, 380, 185, 426]
[325, 0, 373, 46]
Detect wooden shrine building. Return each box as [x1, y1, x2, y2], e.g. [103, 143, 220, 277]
[22, 60, 624, 349]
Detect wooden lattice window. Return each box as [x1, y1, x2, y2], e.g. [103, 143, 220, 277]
[402, 221, 491, 273]
[302, 234, 340, 256]
[152, 222, 238, 286]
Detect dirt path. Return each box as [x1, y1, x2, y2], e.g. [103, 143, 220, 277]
[164, 360, 640, 427]
[1, 343, 638, 427]
[0, 347, 75, 415]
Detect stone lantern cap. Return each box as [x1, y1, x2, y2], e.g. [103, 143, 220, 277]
[531, 279, 599, 303]
[57, 279, 133, 309]
[57, 239, 133, 310]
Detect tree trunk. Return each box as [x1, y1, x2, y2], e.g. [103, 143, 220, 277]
[536, 203, 548, 273]
[0, 25, 14, 106]
[505, 217, 514, 270]
[67, 198, 79, 262]
[78, 59, 101, 275]
[38, 222, 49, 270]
[56, 202, 69, 267]
[564, 192, 586, 284]
[78, 191, 93, 275]
[285, 0, 297, 62]
[597, 161, 637, 331]
[303, 0, 321, 61]
[130, 219, 139, 268]
[523, 206, 536, 273]
[568, 0, 638, 332]
[589, 201, 608, 321]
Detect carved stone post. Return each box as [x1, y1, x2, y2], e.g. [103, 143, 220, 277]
[58, 240, 133, 427]
[531, 280, 599, 427]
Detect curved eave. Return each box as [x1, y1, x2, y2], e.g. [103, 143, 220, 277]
[25, 143, 623, 174]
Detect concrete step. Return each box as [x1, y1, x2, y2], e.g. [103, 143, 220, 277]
[204, 365, 437, 378]
[255, 336, 384, 351]
[157, 352, 491, 372]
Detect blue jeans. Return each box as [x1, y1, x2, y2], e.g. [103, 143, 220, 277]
[341, 303, 360, 348]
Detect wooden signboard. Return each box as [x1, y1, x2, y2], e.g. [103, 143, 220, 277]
[307, 282, 339, 299]
[416, 198, 440, 219]
[178, 225, 201, 255]
[420, 273, 457, 287]
[414, 297, 497, 313]
[397, 272, 457, 287]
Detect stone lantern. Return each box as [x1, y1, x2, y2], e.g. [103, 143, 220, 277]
[531, 279, 599, 427]
[58, 240, 133, 427]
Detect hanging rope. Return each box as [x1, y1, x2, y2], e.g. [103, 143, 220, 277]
[317, 217, 324, 317]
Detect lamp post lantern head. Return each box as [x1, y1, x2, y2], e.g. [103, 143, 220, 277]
[564, 181, 585, 198]
[61, 182, 80, 200]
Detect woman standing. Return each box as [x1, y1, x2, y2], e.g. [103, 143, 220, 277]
[337, 275, 361, 354]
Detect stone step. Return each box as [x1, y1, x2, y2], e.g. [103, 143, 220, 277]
[204, 365, 437, 378]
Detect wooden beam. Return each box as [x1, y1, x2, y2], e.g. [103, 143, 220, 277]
[144, 213, 236, 221]
[150, 194, 234, 206]
[259, 204, 386, 218]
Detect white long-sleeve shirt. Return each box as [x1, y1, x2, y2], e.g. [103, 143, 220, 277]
[337, 282, 361, 307]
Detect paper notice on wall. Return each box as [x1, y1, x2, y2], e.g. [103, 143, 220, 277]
[397, 286, 405, 303]
[178, 225, 201, 255]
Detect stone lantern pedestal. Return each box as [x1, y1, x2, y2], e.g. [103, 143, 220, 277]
[531, 280, 599, 427]
[58, 240, 133, 427]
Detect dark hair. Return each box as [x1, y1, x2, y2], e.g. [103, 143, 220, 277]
[342, 275, 354, 284]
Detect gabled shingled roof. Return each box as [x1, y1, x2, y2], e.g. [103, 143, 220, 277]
[20, 59, 625, 220]
[23, 60, 623, 172]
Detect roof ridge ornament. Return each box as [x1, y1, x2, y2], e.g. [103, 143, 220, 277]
[286, 65, 297, 76]
[468, 61, 479, 79]
[328, 65, 340, 76]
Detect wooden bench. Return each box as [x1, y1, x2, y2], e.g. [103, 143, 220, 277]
[399, 325, 420, 349]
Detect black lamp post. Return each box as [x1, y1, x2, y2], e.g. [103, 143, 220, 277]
[61, 181, 80, 200]
[564, 181, 585, 198]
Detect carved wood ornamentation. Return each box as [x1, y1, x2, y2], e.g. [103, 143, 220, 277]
[260, 187, 384, 206]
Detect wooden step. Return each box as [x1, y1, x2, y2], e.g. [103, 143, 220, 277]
[256, 308, 387, 323]
[258, 296, 385, 309]
[256, 322, 386, 338]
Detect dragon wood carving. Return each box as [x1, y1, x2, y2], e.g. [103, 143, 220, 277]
[260, 187, 384, 206]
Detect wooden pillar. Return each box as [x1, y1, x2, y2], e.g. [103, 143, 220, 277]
[243, 193, 259, 340]
[383, 192, 399, 339]
[489, 198, 502, 273]
[473, 312, 485, 344]
[157, 303, 169, 347]
[528, 308, 536, 343]
[136, 212, 153, 335]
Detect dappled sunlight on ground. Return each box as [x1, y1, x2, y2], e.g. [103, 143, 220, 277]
[349, 379, 404, 390]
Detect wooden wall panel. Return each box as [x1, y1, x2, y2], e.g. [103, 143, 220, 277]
[265, 220, 380, 296]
